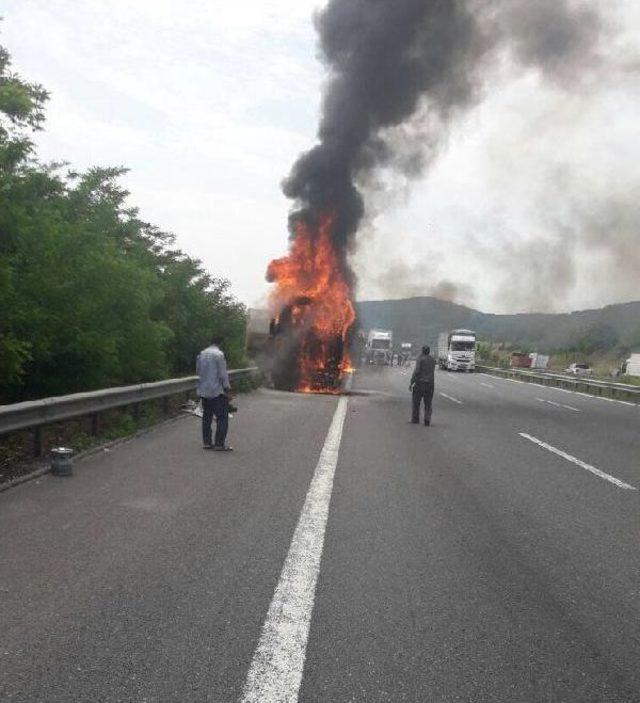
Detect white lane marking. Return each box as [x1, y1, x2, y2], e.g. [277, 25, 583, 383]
[480, 373, 638, 407]
[490, 375, 527, 385]
[535, 398, 580, 412]
[240, 396, 348, 703]
[480, 382, 495, 389]
[439, 392, 463, 405]
[519, 432, 636, 491]
[549, 387, 637, 407]
[536, 397, 561, 407]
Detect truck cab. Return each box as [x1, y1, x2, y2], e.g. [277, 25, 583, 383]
[438, 329, 476, 372]
[366, 329, 393, 366]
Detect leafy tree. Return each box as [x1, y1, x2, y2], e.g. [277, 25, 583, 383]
[0, 37, 246, 402]
[0, 39, 48, 389]
[620, 326, 640, 355]
[156, 252, 247, 374]
[573, 322, 619, 354]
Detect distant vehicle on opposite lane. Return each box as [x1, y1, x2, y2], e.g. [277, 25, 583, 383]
[565, 363, 592, 376]
[624, 353, 640, 378]
[510, 352, 532, 369]
[529, 353, 550, 370]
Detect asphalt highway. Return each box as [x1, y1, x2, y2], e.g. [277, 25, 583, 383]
[1, 367, 639, 701]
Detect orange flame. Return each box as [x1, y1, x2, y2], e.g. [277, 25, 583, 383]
[267, 214, 356, 392]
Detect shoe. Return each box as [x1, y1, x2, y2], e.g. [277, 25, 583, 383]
[410, 420, 419, 424]
[213, 445, 233, 452]
[203, 444, 214, 450]
[424, 421, 430, 426]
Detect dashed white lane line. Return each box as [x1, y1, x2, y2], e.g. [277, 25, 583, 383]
[519, 432, 636, 491]
[440, 392, 463, 405]
[241, 396, 348, 703]
[478, 373, 527, 385]
[536, 397, 581, 412]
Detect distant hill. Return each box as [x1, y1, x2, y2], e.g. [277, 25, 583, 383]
[356, 297, 640, 352]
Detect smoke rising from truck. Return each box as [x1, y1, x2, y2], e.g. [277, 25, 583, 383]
[268, 0, 610, 386]
[283, 0, 603, 264]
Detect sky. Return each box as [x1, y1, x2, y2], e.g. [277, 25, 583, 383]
[2, 0, 639, 314]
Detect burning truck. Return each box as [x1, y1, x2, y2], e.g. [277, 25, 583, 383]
[256, 0, 602, 396]
[266, 214, 356, 393]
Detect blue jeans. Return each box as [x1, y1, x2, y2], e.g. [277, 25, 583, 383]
[201, 395, 229, 447]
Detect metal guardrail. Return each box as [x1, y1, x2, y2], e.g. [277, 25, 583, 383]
[0, 368, 258, 454]
[476, 365, 640, 404]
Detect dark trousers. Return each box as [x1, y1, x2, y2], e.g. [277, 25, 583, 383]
[201, 395, 229, 447]
[412, 383, 434, 424]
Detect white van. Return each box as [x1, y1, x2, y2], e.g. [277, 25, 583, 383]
[565, 363, 592, 376]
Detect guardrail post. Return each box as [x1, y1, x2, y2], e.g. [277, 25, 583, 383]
[91, 412, 99, 436]
[33, 427, 42, 458]
[132, 403, 140, 423]
[162, 396, 169, 415]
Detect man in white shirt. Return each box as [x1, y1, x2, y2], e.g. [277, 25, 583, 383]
[196, 336, 233, 451]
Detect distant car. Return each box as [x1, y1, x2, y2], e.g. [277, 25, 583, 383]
[565, 363, 592, 376]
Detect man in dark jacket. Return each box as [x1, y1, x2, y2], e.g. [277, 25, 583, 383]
[410, 345, 436, 426]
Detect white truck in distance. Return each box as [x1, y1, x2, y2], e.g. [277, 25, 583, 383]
[366, 329, 393, 365]
[437, 329, 477, 372]
[624, 353, 640, 378]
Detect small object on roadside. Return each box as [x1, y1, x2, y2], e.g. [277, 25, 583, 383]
[213, 445, 233, 452]
[565, 363, 591, 376]
[51, 447, 74, 476]
[182, 399, 202, 415]
[228, 402, 238, 413]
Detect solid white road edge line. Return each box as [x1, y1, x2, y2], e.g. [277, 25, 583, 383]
[440, 392, 463, 405]
[549, 386, 636, 406]
[480, 373, 637, 407]
[480, 382, 495, 388]
[240, 396, 349, 703]
[518, 432, 636, 491]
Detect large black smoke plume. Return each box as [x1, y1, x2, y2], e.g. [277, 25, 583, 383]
[283, 0, 487, 275]
[281, 0, 604, 287]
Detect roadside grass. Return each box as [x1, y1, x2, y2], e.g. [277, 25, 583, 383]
[619, 374, 640, 386]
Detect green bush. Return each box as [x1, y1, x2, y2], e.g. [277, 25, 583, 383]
[0, 38, 246, 402]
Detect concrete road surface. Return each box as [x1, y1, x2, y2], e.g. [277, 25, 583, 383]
[1, 368, 639, 701]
